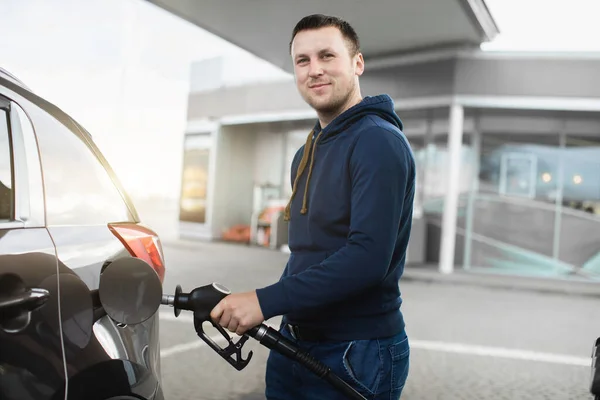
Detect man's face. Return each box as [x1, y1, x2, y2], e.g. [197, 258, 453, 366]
[291, 26, 364, 116]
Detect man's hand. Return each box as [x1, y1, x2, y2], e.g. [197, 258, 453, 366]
[210, 291, 265, 336]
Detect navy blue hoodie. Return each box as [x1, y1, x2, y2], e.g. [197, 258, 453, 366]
[256, 94, 416, 340]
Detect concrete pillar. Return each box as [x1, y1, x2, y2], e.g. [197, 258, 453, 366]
[416, 111, 433, 213]
[439, 103, 464, 274]
[463, 114, 481, 270]
[552, 120, 567, 263]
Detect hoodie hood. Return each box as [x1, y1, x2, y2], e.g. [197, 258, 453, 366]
[315, 94, 403, 144]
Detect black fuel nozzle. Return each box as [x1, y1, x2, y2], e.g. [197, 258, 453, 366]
[162, 283, 366, 400]
[161, 283, 253, 371]
[161, 283, 231, 319]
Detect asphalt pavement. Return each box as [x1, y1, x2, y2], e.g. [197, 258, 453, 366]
[157, 239, 599, 400]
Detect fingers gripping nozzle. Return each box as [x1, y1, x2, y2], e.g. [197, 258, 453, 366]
[161, 283, 253, 371]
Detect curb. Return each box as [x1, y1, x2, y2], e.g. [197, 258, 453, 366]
[402, 268, 600, 299]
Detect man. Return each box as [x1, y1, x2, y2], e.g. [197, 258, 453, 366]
[210, 14, 416, 399]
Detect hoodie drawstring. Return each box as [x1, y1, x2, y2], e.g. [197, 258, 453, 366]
[284, 129, 324, 221]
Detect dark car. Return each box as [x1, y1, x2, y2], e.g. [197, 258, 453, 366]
[0, 67, 165, 400]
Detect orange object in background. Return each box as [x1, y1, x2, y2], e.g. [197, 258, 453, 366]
[222, 224, 251, 243]
[221, 203, 286, 247]
[258, 204, 285, 225]
[258, 227, 271, 247]
[257, 204, 285, 247]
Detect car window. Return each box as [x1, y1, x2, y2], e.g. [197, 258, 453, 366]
[0, 108, 13, 221]
[25, 104, 132, 226]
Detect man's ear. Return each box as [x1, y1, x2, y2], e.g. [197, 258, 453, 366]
[355, 53, 365, 76]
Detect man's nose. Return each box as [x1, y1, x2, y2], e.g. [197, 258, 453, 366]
[308, 62, 324, 77]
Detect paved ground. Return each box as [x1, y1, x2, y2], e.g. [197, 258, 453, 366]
[157, 240, 599, 399]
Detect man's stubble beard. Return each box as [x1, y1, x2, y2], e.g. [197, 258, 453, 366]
[307, 78, 357, 120]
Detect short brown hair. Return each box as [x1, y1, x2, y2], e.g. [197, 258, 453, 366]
[289, 14, 361, 56]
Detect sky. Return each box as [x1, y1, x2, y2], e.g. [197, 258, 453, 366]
[2, 0, 599, 199]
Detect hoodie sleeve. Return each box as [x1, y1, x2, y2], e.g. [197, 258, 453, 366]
[256, 127, 414, 319]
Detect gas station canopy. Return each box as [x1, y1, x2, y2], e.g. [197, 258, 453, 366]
[145, 0, 499, 72]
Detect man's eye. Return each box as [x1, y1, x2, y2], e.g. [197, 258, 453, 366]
[323, 54, 333, 59]
[297, 59, 308, 64]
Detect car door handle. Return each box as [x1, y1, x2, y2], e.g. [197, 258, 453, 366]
[0, 287, 50, 312]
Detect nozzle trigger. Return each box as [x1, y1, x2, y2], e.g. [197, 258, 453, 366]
[193, 313, 253, 371]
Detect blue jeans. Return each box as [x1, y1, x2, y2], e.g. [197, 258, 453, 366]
[265, 325, 410, 399]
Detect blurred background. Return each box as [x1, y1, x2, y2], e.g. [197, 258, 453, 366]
[4, 0, 600, 281]
[3, 1, 600, 398]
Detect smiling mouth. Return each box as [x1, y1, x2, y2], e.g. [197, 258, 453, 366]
[310, 83, 330, 89]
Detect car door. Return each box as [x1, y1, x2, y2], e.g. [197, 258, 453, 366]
[23, 87, 163, 397]
[0, 94, 66, 399]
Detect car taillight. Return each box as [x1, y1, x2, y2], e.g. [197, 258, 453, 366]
[108, 223, 165, 283]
